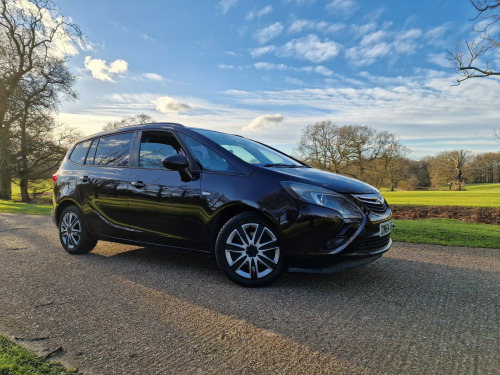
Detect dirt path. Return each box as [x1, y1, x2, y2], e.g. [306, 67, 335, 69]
[0, 212, 498, 374]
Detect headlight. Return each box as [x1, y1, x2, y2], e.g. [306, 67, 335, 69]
[281, 181, 362, 219]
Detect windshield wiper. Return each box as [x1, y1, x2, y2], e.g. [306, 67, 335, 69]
[263, 163, 301, 168]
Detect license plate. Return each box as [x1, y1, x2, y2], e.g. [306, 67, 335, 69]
[379, 220, 393, 237]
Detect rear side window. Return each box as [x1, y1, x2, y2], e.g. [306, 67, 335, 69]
[69, 140, 91, 165]
[93, 133, 134, 167]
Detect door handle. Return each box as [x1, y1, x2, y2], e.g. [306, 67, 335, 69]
[130, 181, 145, 188]
[80, 175, 90, 183]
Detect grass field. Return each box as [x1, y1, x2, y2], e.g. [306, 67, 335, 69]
[0, 336, 77, 375]
[392, 219, 500, 249]
[382, 183, 500, 207]
[0, 200, 52, 215]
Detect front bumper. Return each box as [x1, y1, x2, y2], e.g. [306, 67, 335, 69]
[289, 253, 384, 273]
[279, 198, 393, 270]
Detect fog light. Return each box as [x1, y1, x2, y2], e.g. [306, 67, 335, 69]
[326, 237, 348, 250]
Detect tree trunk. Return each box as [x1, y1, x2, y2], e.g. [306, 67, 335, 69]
[0, 170, 11, 200]
[19, 175, 31, 203]
[0, 126, 12, 200]
[19, 117, 31, 202]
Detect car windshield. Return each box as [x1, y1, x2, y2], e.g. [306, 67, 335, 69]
[192, 129, 303, 167]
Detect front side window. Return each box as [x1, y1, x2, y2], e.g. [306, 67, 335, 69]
[139, 132, 185, 169]
[69, 140, 91, 165]
[93, 132, 133, 167]
[181, 135, 238, 173]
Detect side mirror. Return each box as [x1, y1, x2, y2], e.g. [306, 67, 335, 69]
[162, 154, 193, 182]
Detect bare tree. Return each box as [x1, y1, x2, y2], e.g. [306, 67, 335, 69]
[297, 121, 352, 173]
[469, 151, 500, 182]
[11, 110, 73, 202]
[298, 121, 408, 188]
[103, 113, 155, 131]
[429, 150, 474, 190]
[449, 0, 500, 84]
[0, 0, 81, 200]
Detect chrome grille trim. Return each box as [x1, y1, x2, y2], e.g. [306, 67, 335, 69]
[352, 194, 388, 215]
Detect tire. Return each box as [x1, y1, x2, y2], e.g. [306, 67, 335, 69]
[215, 213, 285, 287]
[58, 206, 97, 254]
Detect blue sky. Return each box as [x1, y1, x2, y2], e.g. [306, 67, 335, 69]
[55, 0, 500, 158]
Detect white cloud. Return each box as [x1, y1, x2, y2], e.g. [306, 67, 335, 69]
[346, 26, 422, 66]
[143, 73, 163, 81]
[254, 22, 284, 44]
[311, 66, 333, 76]
[250, 45, 276, 58]
[84, 56, 128, 82]
[289, 19, 345, 34]
[326, 0, 357, 14]
[427, 53, 451, 69]
[285, 77, 306, 86]
[278, 34, 341, 63]
[246, 6, 273, 20]
[253, 62, 333, 76]
[218, 0, 237, 14]
[425, 25, 449, 47]
[242, 114, 285, 132]
[154, 96, 191, 114]
[254, 62, 287, 70]
[351, 22, 378, 37]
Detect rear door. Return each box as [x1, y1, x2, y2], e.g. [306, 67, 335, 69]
[78, 131, 134, 240]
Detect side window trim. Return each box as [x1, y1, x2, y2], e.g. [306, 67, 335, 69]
[85, 138, 99, 165]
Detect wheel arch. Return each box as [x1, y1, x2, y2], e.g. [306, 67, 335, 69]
[54, 199, 80, 224]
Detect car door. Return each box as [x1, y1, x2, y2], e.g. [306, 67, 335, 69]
[77, 132, 134, 240]
[127, 130, 203, 249]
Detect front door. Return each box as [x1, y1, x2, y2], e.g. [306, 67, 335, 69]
[127, 131, 203, 250]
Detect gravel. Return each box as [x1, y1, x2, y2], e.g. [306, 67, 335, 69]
[0, 212, 498, 375]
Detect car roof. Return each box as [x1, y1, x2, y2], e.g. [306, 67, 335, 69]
[73, 122, 192, 142]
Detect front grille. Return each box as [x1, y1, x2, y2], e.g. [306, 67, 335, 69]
[352, 194, 388, 215]
[352, 234, 391, 254]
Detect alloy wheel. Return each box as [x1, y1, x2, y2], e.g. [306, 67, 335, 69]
[60, 212, 81, 250]
[224, 223, 280, 280]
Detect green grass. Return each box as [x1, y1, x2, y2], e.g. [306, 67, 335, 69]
[382, 183, 500, 207]
[0, 200, 52, 215]
[11, 179, 53, 205]
[0, 336, 78, 375]
[392, 219, 500, 249]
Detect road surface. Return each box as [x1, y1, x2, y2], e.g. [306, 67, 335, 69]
[0, 212, 498, 374]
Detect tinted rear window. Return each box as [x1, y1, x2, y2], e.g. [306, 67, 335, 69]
[93, 132, 134, 167]
[69, 140, 91, 165]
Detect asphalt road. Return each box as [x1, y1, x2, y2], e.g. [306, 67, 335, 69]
[0, 212, 498, 375]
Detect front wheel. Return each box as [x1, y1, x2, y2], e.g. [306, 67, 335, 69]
[215, 213, 285, 287]
[59, 206, 97, 254]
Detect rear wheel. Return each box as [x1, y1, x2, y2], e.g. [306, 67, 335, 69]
[215, 213, 285, 287]
[59, 206, 97, 254]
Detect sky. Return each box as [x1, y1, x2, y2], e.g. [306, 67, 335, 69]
[53, 0, 500, 158]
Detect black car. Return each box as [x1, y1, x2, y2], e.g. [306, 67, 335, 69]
[52, 123, 393, 286]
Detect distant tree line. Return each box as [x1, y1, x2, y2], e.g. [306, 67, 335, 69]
[298, 121, 500, 191]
